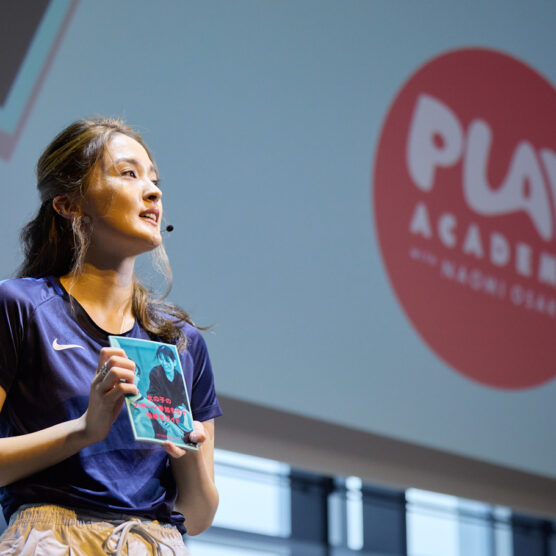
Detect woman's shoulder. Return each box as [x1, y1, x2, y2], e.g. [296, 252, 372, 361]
[181, 324, 213, 362]
[0, 276, 60, 308]
[182, 321, 202, 338]
[155, 309, 203, 339]
[180, 322, 206, 345]
[149, 305, 210, 355]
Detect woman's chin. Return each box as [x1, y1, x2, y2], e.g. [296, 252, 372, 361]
[142, 230, 163, 249]
[151, 233, 163, 247]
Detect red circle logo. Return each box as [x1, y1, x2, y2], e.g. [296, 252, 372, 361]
[373, 48, 556, 389]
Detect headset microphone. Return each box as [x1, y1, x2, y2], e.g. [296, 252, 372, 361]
[165, 224, 174, 232]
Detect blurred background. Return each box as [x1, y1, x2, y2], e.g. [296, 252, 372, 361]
[1, 1, 555, 554]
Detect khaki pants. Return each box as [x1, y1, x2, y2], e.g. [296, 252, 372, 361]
[0, 504, 191, 555]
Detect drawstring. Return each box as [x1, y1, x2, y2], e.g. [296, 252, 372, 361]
[103, 519, 177, 556]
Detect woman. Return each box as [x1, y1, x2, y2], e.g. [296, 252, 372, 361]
[0, 118, 222, 554]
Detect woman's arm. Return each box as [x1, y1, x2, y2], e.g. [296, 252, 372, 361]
[0, 348, 137, 487]
[168, 419, 219, 536]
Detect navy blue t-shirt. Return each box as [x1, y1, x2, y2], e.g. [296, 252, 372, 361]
[0, 276, 222, 532]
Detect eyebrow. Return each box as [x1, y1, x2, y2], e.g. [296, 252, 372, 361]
[112, 157, 158, 176]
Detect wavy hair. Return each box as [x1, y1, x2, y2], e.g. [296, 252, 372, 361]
[18, 117, 193, 350]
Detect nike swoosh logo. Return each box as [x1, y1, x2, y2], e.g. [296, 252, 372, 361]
[52, 338, 85, 351]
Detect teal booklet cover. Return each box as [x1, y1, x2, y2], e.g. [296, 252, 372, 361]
[109, 336, 197, 451]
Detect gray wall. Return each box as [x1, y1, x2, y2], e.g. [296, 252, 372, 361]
[1, 0, 555, 515]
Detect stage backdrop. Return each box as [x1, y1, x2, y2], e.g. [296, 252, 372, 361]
[1, 0, 555, 514]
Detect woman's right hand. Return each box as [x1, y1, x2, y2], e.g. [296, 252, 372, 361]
[81, 347, 138, 444]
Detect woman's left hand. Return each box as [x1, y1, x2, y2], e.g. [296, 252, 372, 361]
[163, 420, 206, 458]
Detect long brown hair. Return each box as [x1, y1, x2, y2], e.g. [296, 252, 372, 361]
[18, 117, 193, 350]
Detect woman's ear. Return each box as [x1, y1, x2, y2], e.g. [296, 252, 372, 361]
[52, 195, 80, 220]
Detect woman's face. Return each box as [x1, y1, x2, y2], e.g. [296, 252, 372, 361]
[80, 132, 163, 257]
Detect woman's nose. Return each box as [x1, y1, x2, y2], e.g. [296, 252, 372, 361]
[144, 179, 162, 202]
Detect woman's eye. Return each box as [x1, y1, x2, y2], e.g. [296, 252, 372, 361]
[122, 170, 136, 178]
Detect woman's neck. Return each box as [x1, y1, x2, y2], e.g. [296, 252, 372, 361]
[60, 261, 136, 334]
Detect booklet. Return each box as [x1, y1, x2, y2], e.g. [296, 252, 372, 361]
[109, 335, 197, 451]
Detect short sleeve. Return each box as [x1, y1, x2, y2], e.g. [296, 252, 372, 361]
[0, 280, 30, 393]
[185, 327, 222, 422]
